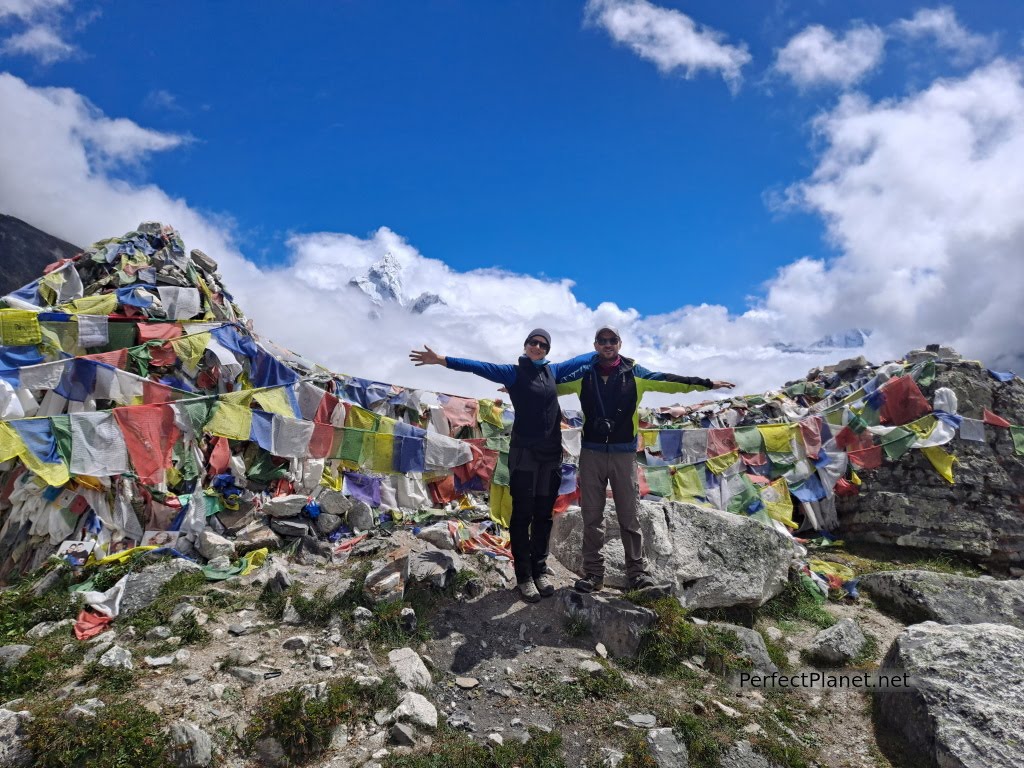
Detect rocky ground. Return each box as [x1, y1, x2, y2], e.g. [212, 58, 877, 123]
[2, 510, 1023, 768]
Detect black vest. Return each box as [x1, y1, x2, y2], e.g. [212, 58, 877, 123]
[580, 358, 639, 445]
[506, 357, 563, 460]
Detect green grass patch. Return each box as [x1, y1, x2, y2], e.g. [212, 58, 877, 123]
[80, 660, 137, 695]
[0, 566, 77, 642]
[0, 633, 87, 702]
[813, 543, 982, 578]
[126, 570, 208, 636]
[384, 725, 565, 768]
[617, 729, 658, 768]
[760, 579, 836, 629]
[563, 615, 592, 638]
[245, 676, 400, 765]
[758, 629, 791, 671]
[22, 698, 170, 767]
[851, 631, 880, 667]
[626, 596, 752, 677]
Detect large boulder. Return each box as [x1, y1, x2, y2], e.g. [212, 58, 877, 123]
[874, 622, 1024, 768]
[804, 618, 866, 666]
[0, 708, 33, 768]
[860, 570, 1024, 628]
[838, 363, 1024, 571]
[119, 559, 203, 618]
[549, 501, 793, 609]
[558, 590, 656, 658]
[408, 549, 462, 589]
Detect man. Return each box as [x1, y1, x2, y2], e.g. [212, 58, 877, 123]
[557, 326, 735, 592]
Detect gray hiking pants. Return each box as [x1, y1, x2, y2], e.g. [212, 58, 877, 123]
[579, 448, 648, 582]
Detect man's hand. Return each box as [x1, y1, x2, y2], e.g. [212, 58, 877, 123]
[410, 346, 445, 367]
[711, 380, 736, 390]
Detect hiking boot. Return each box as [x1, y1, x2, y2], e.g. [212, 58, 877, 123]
[533, 574, 555, 597]
[629, 574, 658, 591]
[574, 575, 603, 594]
[629, 574, 672, 598]
[517, 579, 541, 603]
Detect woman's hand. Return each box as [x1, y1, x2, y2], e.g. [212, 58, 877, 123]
[410, 346, 446, 367]
[711, 380, 736, 390]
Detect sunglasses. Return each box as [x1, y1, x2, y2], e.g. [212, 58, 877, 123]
[596, 336, 620, 345]
[526, 339, 550, 351]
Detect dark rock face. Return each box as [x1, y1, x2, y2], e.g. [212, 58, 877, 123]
[860, 570, 1024, 628]
[0, 213, 81, 297]
[838, 360, 1024, 571]
[874, 622, 1024, 768]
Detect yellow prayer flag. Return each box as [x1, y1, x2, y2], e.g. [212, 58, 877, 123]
[19, 448, 71, 488]
[489, 483, 513, 528]
[63, 293, 119, 316]
[760, 478, 797, 530]
[921, 446, 956, 484]
[640, 430, 660, 452]
[808, 558, 855, 581]
[205, 401, 253, 440]
[346, 405, 379, 432]
[706, 450, 740, 475]
[222, 390, 255, 406]
[0, 423, 23, 463]
[757, 423, 794, 454]
[378, 416, 396, 435]
[908, 416, 938, 440]
[170, 332, 211, 370]
[478, 399, 504, 428]
[240, 547, 269, 576]
[0, 309, 42, 345]
[670, 464, 705, 503]
[253, 386, 295, 417]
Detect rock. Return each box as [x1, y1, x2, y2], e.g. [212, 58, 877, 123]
[98, 645, 133, 670]
[313, 655, 334, 671]
[874, 622, 1024, 768]
[558, 591, 656, 658]
[196, 530, 235, 561]
[860, 570, 1024, 628]
[464, 578, 485, 598]
[712, 623, 779, 674]
[316, 512, 343, 536]
[226, 667, 263, 685]
[208, 684, 225, 700]
[25, 618, 74, 639]
[228, 622, 259, 637]
[293, 535, 333, 566]
[206, 555, 231, 571]
[595, 642, 608, 659]
[169, 722, 213, 768]
[388, 647, 432, 689]
[317, 490, 352, 518]
[330, 724, 348, 749]
[120, 559, 203, 618]
[83, 641, 112, 664]
[263, 494, 308, 518]
[400, 607, 417, 633]
[549, 501, 792, 608]
[282, 635, 310, 651]
[242, 561, 291, 593]
[65, 698, 105, 720]
[455, 677, 479, 689]
[600, 747, 625, 767]
[645, 727, 689, 768]
[408, 549, 462, 589]
[713, 700, 741, 718]
[578, 660, 605, 675]
[365, 555, 410, 603]
[281, 599, 302, 625]
[253, 736, 287, 767]
[234, 521, 282, 555]
[299, 682, 328, 701]
[416, 523, 456, 550]
[628, 714, 656, 728]
[355, 675, 383, 689]
[353, 606, 373, 622]
[804, 618, 866, 666]
[269, 519, 310, 539]
[392, 692, 438, 729]
[144, 654, 176, 668]
[224, 648, 260, 666]
[719, 739, 778, 767]
[0, 645, 31, 670]
[0, 708, 33, 768]
[389, 723, 417, 746]
[348, 500, 376, 531]
[146, 626, 172, 641]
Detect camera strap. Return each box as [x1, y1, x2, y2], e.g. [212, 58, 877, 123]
[591, 368, 625, 424]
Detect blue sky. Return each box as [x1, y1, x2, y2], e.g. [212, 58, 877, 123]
[2, 1, 1023, 397]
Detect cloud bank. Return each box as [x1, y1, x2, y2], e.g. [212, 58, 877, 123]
[0, 0, 75, 64]
[774, 23, 886, 89]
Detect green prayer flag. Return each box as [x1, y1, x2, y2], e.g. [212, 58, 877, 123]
[644, 466, 672, 498]
[339, 428, 366, 464]
[1011, 426, 1024, 456]
[846, 413, 868, 434]
[915, 360, 936, 388]
[493, 451, 510, 486]
[882, 427, 916, 461]
[726, 475, 761, 516]
[95, 321, 138, 353]
[180, 400, 213, 435]
[734, 426, 763, 455]
[48, 415, 73, 465]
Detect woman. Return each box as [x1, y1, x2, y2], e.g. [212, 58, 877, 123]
[410, 329, 588, 602]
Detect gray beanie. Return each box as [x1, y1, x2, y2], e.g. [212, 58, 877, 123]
[524, 328, 551, 348]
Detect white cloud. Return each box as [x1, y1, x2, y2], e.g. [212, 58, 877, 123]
[584, 0, 751, 91]
[0, 0, 68, 22]
[894, 6, 995, 64]
[775, 23, 886, 89]
[0, 23, 70, 63]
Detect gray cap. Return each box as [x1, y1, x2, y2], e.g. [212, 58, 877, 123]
[524, 328, 551, 348]
[594, 325, 621, 341]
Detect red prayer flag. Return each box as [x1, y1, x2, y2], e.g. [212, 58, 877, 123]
[879, 376, 932, 426]
[113, 404, 180, 485]
[137, 323, 183, 368]
[707, 428, 738, 457]
[308, 423, 334, 459]
[799, 417, 824, 459]
[983, 409, 1011, 428]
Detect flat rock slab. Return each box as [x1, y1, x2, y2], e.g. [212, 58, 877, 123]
[558, 590, 656, 659]
[874, 622, 1024, 768]
[550, 500, 793, 609]
[119, 559, 203, 618]
[860, 570, 1024, 628]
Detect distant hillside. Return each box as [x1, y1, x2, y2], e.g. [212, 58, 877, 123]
[0, 213, 82, 296]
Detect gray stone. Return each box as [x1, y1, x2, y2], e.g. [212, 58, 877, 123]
[874, 622, 1024, 768]
[30, 568, 65, 597]
[293, 535, 333, 566]
[416, 523, 456, 550]
[269, 518, 309, 539]
[282, 635, 310, 651]
[600, 747, 625, 767]
[120, 559, 203, 618]
[719, 739, 778, 767]
[65, 698, 105, 720]
[558, 591, 656, 658]
[299, 682, 328, 701]
[712, 623, 779, 674]
[83, 641, 112, 664]
[805, 618, 866, 666]
[253, 736, 287, 767]
[224, 648, 260, 666]
[400, 607, 417, 633]
[144, 654, 177, 668]
[316, 490, 352, 518]
[233, 521, 282, 555]
[196, 530, 235, 561]
[389, 723, 417, 746]
[550, 501, 792, 608]
[226, 667, 263, 685]
[388, 647, 432, 689]
[98, 645, 133, 670]
[353, 606, 373, 621]
[392, 691, 437, 729]
[241, 561, 291, 593]
[860, 570, 1024, 628]
[169, 721, 213, 767]
[0, 645, 31, 670]
[313, 655, 334, 671]
[365, 555, 409, 603]
[455, 676, 479, 689]
[408, 549, 462, 589]
[316, 512, 343, 537]
[146, 626, 172, 641]
[348, 500, 376, 531]
[228, 622, 259, 636]
[262, 494, 308, 518]
[0, 708, 32, 768]
[628, 714, 657, 728]
[645, 727, 689, 768]
[25, 618, 74, 639]
[578, 660, 605, 675]
[281, 599, 302, 625]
